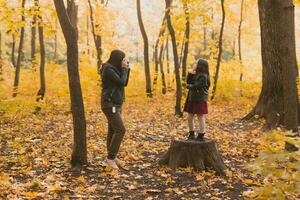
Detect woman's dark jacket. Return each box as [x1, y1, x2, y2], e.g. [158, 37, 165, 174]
[186, 72, 210, 102]
[100, 63, 130, 109]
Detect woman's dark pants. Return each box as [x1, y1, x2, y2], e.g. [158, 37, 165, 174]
[102, 110, 126, 160]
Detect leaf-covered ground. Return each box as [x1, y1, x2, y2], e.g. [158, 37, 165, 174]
[0, 94, 265, 199]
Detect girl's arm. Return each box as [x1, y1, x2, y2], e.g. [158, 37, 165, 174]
[187, 73, 194, 85]
[187, 75, 207, 90]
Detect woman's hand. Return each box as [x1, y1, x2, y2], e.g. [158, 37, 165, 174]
[122, 58, 129, 69]
[188, 63, 197, 74]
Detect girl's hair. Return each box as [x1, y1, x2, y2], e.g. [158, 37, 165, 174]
[196, 58, 211, 87]
[107, 49, 126, 68]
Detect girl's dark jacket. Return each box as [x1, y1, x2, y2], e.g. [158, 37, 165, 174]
[186, 72, 210, 102]
[100, 63, 130, 109]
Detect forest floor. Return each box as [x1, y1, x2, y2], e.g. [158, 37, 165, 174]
[0, 93, 265, 199]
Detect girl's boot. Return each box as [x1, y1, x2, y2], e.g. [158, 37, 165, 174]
[196, 133, 205, 141]
[187, 131, 195, 140]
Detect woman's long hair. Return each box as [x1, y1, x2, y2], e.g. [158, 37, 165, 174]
[196, 58, 211, 87]
[107, 49, 126, 68]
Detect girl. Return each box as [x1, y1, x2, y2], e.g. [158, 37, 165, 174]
[184, 58, 210, 141]
[100, 49, 130, 170]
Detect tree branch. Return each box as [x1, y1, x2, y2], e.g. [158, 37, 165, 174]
[88, 0, 99, 47]
[53, 0, 76, 43]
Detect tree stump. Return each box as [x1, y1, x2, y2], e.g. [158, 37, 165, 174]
[159, 139, 227, 175]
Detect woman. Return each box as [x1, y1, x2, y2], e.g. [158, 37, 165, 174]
[183, 58, 210, 141]
[100, 49, 130, 170]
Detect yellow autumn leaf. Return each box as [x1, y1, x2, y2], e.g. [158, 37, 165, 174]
[48, 184, 63, 193]
[165, 188, 173, 193]
[166, 176, 175, 184]
[196, 174, 204, 181]
[243, 179, 253, 185]
[77, 176, 86, 184]
[0, 173, 10, 183]
[225, 169, 233, 178]
[74, 185, 85, 193]
[172, 188, 183, 195]
[24, 191, 38, 199]
[226, 185, 234, 189]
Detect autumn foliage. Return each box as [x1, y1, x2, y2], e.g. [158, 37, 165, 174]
[0, 0, 300, 199]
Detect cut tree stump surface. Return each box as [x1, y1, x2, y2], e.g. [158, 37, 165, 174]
[159, 139, 227, 175]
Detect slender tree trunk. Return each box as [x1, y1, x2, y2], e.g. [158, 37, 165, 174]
[203, 26, 207, 51]
[211, 0, 226, 101]
[159, 42, 167, 95]
[0, 30, 3, 81]
[137, 0, 152, 97]
[36, 0, 46, 102]
[165, 36, 171, 88]
[153, 16, 166, 88]
[11, 34, 16, 68]
[181, 2, 190, 96]
[31, 14, 37, 70]
[244, 0, 298, 132]
[166, 36, 170, 75]
[88, 0, 103, 73]
[165, 0, 182, 116]
[86, 15, 90, 55]
[13, 0, 26, 97]
[232, 40, 236, 58]
[209, 7, 216, 59]
[151, 44, 155, 63]
[54, 0, 87, 166]
[179, 32, 185, 68]
[211, 6, 215, 40]
[238, 0, 244, 81]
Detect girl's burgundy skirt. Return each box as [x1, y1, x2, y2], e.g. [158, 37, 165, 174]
[184, 99, 208, 114]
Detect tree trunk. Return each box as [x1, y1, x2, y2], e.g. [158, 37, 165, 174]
[137, 0, 152, 97]
[88, 0, 103, 73]
[209, 6, 216, 60]
[165, 0, 182, 116]
[203, 26, 207, 51]
[36, 0, 46, 102]
[165, 36, 172, 89]
[238, 0, 244, 81]
[211, 0, 225, 101]
[151, 44, 155, 63]
[153, 16, 166, 88]
[31, 14, 37, 70]
[166, 36, 170, 75]
[12, 0, 26, 97]
[244, 0, 298, 132]
[11, 34, 16, 68]
[86, 15, 90, 55]
[232, 40, 236, 58]
[178, 32, 185, 68]
[181, 2, 190, 96]
[54, 0, 87, 166]
[159, 42, 167, 95]
[159, 139, 227, 175]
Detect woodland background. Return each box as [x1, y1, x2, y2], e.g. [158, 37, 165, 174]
[0, 0, 300, 199]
